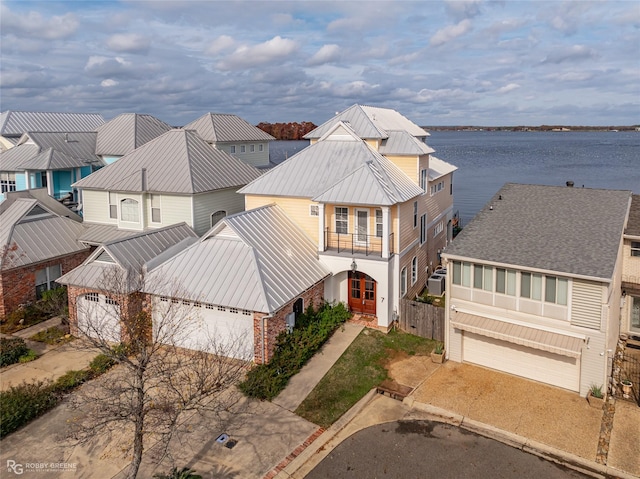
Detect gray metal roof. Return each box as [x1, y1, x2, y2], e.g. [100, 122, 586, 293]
[58, 223, 197, 290]
[0, 198, 89, 270]
[428, 156, 458, 181]
[0, 111, 105, 137]
[0, 189, 82, 222]
[240, 127, 423, 205]
[74, 129, 262, 194]
[183, 113, 275, 143]
[78, 224, 142, 246]
[625, 195, 640, 238]
[304, 104, 428, 140]
[378, 130, 435, 156]
[442, 183, 632, 280]
[95, 113, 173, 156]
[0, 143, 40, 171]
[144, 204, 330, 313]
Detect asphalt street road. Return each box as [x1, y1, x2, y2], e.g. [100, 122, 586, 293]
[306, 420, 590, 479]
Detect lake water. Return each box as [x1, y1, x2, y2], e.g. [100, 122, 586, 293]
[270, 131, 639, 226]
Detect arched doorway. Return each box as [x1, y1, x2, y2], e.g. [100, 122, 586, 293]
[348, 271, 376, 315]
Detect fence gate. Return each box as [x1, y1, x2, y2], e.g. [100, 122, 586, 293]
[398, 299, 445, 341]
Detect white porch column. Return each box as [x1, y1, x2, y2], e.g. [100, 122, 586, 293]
[46, 170, 54, 197]
[317, 203, 325, 253]
[24, 170, 30, 190]
[382, 206, 390, 259]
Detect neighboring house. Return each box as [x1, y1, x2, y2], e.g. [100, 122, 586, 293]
[441, 183, 632, 397]
[0, 188, 83, 221]
[73, 128, 262, 239]
[58, 223, 198, 343]
[621, 194, 640, 338]
[0, 131, 102, 202]
[183, 113, 275, 168]
[0, 197, 91, 318]
[0, 111, 105, 151]
[240, 105, 457, 330]
[144, 204, 329, 362]
[95, 113, 173, 164]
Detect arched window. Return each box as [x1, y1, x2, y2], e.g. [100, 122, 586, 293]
[211, 210, 226, 227]
[121, 198, 139, 222]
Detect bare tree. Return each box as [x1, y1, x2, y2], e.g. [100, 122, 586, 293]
[70, 265, 251, 479]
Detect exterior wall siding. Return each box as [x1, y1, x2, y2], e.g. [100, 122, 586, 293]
[147, 194, 193, 231]
[570, 280, 604, 330]
[245, 195, 319, 243]
[385, 155, 418, 184]
[192, 188, 246, 236]
[81, 190, 115, 225]
[216, 142, 270, 168]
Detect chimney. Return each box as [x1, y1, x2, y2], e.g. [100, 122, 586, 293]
[141, 168, 147, 191]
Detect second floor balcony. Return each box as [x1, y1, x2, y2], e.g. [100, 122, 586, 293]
[323, 229, 394, 258]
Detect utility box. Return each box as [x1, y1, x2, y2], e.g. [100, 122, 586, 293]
[428, 273, 446, 296]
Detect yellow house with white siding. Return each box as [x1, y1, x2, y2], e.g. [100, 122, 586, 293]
[240, 105, 457, 329]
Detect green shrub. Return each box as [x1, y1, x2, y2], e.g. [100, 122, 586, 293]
[18, 349, 38, 363]
[154, 467, 202, 479]
[89, 354, 116, 374]
[0, 380, 58, 438]
[53, 370, 90, 392]
[30, 326, 71, 345]
[239, 302, 350, 400]
[0, 337, 29, 367]
[36, 287, 68, 318]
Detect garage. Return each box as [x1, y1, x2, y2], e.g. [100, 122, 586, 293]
[154, 299, 254, 360]
[77, 292, 121, 343]
[452, 313, 583, 392]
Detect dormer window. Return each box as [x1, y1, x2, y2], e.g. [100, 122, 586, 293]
[120, 198, 139, 222]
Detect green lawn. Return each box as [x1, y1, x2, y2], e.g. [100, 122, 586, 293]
[295, 328, 435, 428]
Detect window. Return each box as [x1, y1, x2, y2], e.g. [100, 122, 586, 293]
[434, 221, 443, 237]
[230, 308, 239, 314]
[217, 306, 226, 311]
[545, 276, 568, 305]
[0, 172, 16, 193]
[413, 201, 418, 229]
[495, 268, 516, 295]
[250, 144, 255, 152]
[420, 214, 426, 244]
[420, 169, 428, 190]
[430, 181, 445, 196]
[35, 264, 61, 298]
[85, 292, 99, 302]
[243, 310, 252, 316]
[109, 192, 117, 219]
[105, 297, 118, 305]
[230, 146, 236, 154]
[335, 207, 348, 234]
[520, 272, 542, 300]
[309, 205, 319, 217]
[193, 302, 202, 308]
[205, 304, 215, 309]
[411, 257, 418, 285]
[473, 265, 493, 291]
[259, 144, 264, 152]
[160, 296, 168, 302]
[120, 198, 139, 222]
[401, 267, 407, 297]
[211, 210, 226, 227]
[632, 241, 640, 257]
[376, 209, 383, 238]
[240, 145, 246, 153]
[452, 261, 471, 287]
[150, 194, 161, 223]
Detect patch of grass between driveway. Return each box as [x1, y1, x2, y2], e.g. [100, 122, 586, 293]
[295, 329, 435, 428]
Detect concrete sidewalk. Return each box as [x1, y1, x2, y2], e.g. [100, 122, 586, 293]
[272, 322, 364, 411]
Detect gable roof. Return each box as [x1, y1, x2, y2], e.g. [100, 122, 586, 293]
[73, 129, 262, 194]
[0, 143, 40, 171]
[442, 183, 632, 281]
[0, 189, 82, 222]
[95, 113, 173, 156]
[0, 198, 89, 270]
[144, 204, 329, 313]
[239, 123, 423, 205]
[304, 104, 428, 140]
[428, 156, 458, 181]
[183, 113, 275, 143]
[57, 223, 198, 290]
[0, 111, 105, 137]
[378, 130, 435, 156]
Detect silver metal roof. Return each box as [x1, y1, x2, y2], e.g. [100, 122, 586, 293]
[0, 198, 89, 270]
[240, 127, 423, 205]
[95, 113, 173, 156]
[0, 144, 40, 171]
[78, 224, 142, 246]
[442, 183, 632, 280]
[304, 104, 428, 140]
[0, 111, 105, 137]
[74, 129, 262, 194]
[378, 130, 435, 156]
[144, 204, 329, 313]
[183, 113, 275, 143]
[428, 156, 458, 181]
[58, 223, 197, 290]
[0, 189, 82, 222]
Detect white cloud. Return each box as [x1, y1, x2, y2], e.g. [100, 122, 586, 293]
[541, 45, 598, 64]
[85, 56, 130, 70]
[308, 45, 341, 66]
[497, 83, 520, 94]
[101, 79, 119, 87]
[430, 19, 472, 47]
[0, 4, 79, 40]
[216, 36, 298, 71]
[206, 35, 236, 55]
[106, 33, 151, 54]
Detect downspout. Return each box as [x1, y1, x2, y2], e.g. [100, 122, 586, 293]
[261, 314, 272, 364]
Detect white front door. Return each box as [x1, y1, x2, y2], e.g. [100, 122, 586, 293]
[355, 209, 368, 244]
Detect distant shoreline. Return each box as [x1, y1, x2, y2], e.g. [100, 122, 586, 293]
[422, 125, 640, 132]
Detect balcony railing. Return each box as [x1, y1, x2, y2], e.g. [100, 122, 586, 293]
[324, 229, 394, 257]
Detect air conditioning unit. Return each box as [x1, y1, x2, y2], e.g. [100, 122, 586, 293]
[428, 273, 446, 296]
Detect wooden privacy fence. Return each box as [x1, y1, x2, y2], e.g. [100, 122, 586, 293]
[398, 299, 445, 341]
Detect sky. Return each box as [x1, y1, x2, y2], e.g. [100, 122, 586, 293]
[1, 1, 639, 127]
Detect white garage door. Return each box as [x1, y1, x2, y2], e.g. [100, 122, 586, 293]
[463, 332, 580, 391]
[77, 293, 121, 343]
[154, 300, 254, 360]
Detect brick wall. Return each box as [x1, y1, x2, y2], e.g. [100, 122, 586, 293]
[0, 249, 92, 319]
[253, 280, 325, 364]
